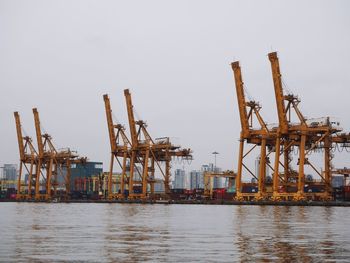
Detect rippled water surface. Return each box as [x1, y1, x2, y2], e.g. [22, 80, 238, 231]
[0, 203, 349, 262]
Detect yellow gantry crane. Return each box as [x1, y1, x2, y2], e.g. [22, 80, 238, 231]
[104, 92, 155, 200]
[14, 112, 38, 200]
[124, 89, 153, 199]
[231, 52, 350, 202]
[104, 89, 192, 200]
[15, 108, 86, 201]
[268, 52, 350, 201]
[231, 61, 276, 201]
[104, 94, 132, 199]
[32, 108, 87, 200]
[124, 89, 192, 198]
[33, 108, 55, 200]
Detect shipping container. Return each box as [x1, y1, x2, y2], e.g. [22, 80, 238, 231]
[242, 185, 258, 193]
[344, 186, 350, 193]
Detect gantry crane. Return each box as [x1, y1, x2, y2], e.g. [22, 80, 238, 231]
[268, 52, 350, 201]
[124, 89, 192, 198]
[124, 89, 155, 199]
[14, 112, 38, 200]
[231, 61, 276, 200]
[32, 108, 86, 200]
[33, 108, 54, 200]
[103, 94, 132, 199]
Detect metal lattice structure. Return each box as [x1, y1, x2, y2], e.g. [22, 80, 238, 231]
[231, 52, 350, 201]
[104, 89, 192, 200]
[15, 109, 86, 201]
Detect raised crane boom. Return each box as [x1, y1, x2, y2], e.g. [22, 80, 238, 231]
[124, 89, 138, 148]
[14, 112, 25, 161]
[103, 94, 117, 152]
[268, 52, 289, 134]
[231, 61, 250, 138]
[32, 108, 44, 158]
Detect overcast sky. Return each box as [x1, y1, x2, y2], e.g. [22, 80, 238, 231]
[1, 0, 349, 176]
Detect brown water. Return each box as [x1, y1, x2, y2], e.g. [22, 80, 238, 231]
[0, 203, 349, 262]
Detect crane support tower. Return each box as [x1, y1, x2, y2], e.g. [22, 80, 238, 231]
[104, 90, 192, 200]
[123, 89, 192, 199]
[14, 109, 87, 201]
[103, 94, 132, 199]
[268, 52, 350, 201]
[32, 108, 87, 201]
[231, 61, 277, 201]
[14, 112, 38, 200]
[230, 52, 350, 202]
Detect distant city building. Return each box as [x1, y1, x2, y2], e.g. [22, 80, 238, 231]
[174, 169, 186, 189]
[3, 164, 18, 181]
[255, 157, 270, 180]
[190, 170, 204, 189]
[154, 179, 165, 193]
[24, 174, 29, 185]
[174, 163, 224, 190]
[1, 164, 18, 189]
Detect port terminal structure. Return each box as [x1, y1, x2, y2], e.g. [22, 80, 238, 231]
[14, 109, 87, 201]
[232, 52, 350, 201]
[104, 89, 192, 200]
[10, 52, 350, 203]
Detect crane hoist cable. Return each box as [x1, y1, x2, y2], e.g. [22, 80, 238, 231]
[335, 143, 341, 153]
[281, 77, 293, 95]
[22, 126, 29, 137]
[331, 145, 337, 153]
[243, 84, 254, 102]
[133, 107, 142, 122]
[345, 145, 350, 153]
[111, 112, 121, 126]
[341, 143, 348, 152]
[40, 122, 48, 136]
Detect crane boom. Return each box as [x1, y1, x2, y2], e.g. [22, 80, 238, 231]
[103, 94, 117, 151]
[14, 112, 25, 161]
[268, 52, 289, 134]
[231, 61, 250, 138]
[32, 108, 44, 158]
[124, 89, 138, 147]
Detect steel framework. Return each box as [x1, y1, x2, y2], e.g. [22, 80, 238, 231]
[104, 90, 192, 200]
[14, 112, 38, 200]
[231, 61, 276, 200]
[231, 52, 350, 201]
[15, 109, 86, 201]
[268, 52, 350, 201]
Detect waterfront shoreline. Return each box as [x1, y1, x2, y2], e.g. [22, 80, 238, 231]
[1, 199, 350, 207]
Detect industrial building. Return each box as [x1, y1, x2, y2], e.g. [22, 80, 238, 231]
[70, 162, 103, 189]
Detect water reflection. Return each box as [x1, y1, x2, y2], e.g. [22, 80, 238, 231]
[104, 204, 171, 262]
[233, 205, 348, 262]
[0, 203, 349, 262]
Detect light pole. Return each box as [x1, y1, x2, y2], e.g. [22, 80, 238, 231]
[212, 151, 219, 172]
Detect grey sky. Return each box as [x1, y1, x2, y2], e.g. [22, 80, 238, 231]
[1, 0, 349, 175]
